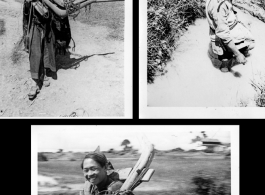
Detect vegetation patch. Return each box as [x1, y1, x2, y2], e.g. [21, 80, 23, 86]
[38, 153, 49, 161]
[10, 36, 24, 65]
[254, 1, 265, 107]
[0, 19, 6, 36]
[233, 0, 265, 23]
[191, 170, 231, 195]
[250, 77, 265, 107]
[39, 154, 230, 193]
[77, 2, 124, 41]
[235, 0, 265, 107]
[39, 191, 79, 195]
[147, 0, 206, 83]
[14, 0, 25, 3]
[257, 0, 265, 10]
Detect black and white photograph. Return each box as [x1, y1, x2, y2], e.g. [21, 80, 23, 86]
[140, 0, 265, 118]
[32, 125, 238, 195]
[0, 0, 132, 118]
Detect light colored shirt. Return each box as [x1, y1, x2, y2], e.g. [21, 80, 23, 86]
[206, 0, 238, 44]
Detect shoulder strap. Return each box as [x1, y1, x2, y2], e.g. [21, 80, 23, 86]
[217, 0, 229, 12]
[107, 180, 123, 192]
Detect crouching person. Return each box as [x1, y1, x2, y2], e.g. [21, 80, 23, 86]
[80, 151, 134, 195]
[206, 0, 255, 72]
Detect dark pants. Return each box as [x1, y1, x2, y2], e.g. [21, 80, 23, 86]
[23, 0, 31, 49]
[217, 45, 248, 62]
[28, 16, 56, 80]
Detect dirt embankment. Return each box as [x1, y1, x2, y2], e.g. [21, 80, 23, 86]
[148, 5, 265, 107]
[0, 0, 124, 117]
[234, 0, 265, 23]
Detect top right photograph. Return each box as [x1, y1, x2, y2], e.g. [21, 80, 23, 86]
[141, 0, 265, 118]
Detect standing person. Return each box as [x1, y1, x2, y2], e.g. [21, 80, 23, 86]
[80, 150, 134, 195]
[206, 0, 255, 72]
[23, 0, 56, 100]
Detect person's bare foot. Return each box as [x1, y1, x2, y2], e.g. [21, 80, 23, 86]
[43, 75, 50, 87]
[28, 79, 40, 100]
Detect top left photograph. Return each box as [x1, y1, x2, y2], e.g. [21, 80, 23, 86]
[0, 0, 132, 118]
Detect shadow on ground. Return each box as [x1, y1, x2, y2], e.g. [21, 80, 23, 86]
[55, 51, 115, 70]
[206, 42, 256, 78]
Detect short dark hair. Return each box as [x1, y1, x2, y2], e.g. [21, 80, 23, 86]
[80, 152, 107, 169]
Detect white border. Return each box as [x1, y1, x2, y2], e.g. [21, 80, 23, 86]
[124, 0, 133, 118]
[139, 0, 265, 118]
[231, 128, 239, 195]
[1, 0, 132, 119]
[33, 125, 238, 194]
[31, 128, 38, 195]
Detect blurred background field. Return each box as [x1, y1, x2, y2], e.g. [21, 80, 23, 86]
[38, 151, 231, 195]
[36, 128, 232, 195]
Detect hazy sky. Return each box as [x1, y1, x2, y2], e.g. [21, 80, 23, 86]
[32, 125, 235, 152]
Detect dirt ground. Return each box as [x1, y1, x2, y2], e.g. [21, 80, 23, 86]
[148, 7, 265, 107]
[0, 0, 124, 117]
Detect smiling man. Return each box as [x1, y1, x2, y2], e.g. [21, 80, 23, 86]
[81, 150, 133, 195]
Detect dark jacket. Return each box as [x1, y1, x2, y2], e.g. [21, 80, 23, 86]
[83, 171, 124, 195]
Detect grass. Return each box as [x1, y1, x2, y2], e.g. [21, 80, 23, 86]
[247, 0, 265, 107]
[76, 2, 124, 40]
[253, 1, 265, 107]
[257, 0, 265, 10]
[250, 77, 265, 107]
[0, 19, 6, 36]
[38, 158, 139, 184]
[39, 192, 79, 195]
[11, 36, 24, 64]
[39, 160, 84, 178]
[39, 154, 230, 195]
[147, 0, 206, 83]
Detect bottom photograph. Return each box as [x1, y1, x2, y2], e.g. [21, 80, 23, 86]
[31, 125, 238, 195]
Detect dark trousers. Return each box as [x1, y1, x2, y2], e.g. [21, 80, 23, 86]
[22, 1, 29, 48]
[217, 44, 248, 61]
[23, 1, 57, 80]
[29, 21, 56, 80]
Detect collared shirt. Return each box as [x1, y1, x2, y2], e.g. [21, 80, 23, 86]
[206, 0, 238, 44]
[83, 171, 124, 195]
[86, 176, 113, 195]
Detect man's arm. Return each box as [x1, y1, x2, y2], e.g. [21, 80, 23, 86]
[117, 190, 134, 195]
[225, 40, 246, 64]
[215, 2, 246, 64]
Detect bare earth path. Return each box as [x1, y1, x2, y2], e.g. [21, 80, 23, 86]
[0, 0, 124, 117]
[148, 7, 265, 107]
